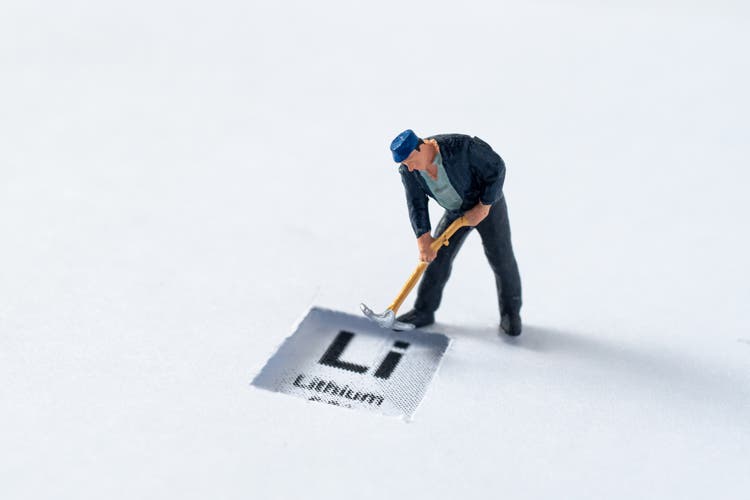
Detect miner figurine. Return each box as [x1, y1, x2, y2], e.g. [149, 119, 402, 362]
[390, 129, 523, 336]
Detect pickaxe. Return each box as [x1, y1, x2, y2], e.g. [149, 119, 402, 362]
[360, 216, 469, 330]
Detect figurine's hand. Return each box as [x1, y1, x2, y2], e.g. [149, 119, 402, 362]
[417, 232, 437, 263]
[464, 202, 491, 226]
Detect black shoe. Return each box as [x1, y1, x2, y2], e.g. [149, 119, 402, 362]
[500, 312, 522, 337]
[396, 308, 435, 328]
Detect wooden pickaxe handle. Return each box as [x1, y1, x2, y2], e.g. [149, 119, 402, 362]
[387, 216, 469, 314]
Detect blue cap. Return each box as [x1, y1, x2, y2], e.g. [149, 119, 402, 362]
[390, 129, 419, 163]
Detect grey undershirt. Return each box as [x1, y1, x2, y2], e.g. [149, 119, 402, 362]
[419, 150, 463, 211]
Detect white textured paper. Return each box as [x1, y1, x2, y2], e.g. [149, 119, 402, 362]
[252, 307, 451, 420]
[3, 2, 750, 499]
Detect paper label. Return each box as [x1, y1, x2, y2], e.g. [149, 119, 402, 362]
[252, 307, 451, 420]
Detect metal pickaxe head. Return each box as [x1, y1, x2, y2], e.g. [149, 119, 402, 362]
[359, 303, 415, 331]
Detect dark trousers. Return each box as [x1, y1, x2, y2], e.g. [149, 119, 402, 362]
[414, 197, 522, 317]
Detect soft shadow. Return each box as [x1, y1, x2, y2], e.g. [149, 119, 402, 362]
[431, 322, 750, 417]
[432, 322, 596, 352]
[433, 322, 625, 354]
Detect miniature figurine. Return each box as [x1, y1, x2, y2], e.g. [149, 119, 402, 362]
[389, 129, 523, 336]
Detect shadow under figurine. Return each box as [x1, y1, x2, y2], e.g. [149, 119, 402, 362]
[390, 129, 523, 336]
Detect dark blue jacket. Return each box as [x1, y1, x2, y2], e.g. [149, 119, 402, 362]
[399, 133, 506, 237]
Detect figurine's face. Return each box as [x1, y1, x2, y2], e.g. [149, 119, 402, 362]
[401, 143, 433, 172]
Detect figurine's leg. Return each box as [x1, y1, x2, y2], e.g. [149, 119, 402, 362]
[476, 197, 523, 315]
[413, 212, 473, 313]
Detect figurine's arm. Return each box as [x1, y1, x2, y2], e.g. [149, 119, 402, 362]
[416, 231, 437, 263]
[399, 166, 431, 238]
[463, 201, 491, 226]
[470, 137, 506, 206]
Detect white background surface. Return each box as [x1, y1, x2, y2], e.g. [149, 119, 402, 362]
[2, 1, 749, 498]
